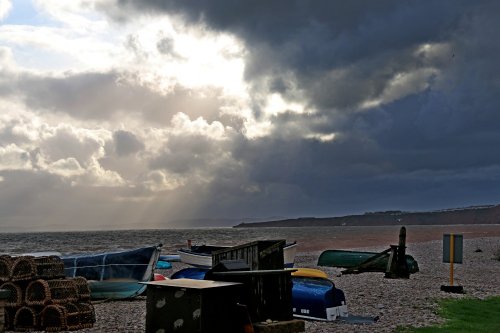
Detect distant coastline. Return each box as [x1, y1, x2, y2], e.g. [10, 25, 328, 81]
[233, 204, 500, 228]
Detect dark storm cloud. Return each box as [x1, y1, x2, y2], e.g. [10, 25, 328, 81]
[113, 1, 465, 76]
[106, 0, 486, 123]
[39, 0, 491, 221]
[106, 0, 500, 214]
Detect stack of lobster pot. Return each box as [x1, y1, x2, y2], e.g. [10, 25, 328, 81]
[0, 254, 95, 332]
[1, 288, 10, 333]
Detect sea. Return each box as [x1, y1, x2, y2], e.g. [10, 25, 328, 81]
[0, 227, 327, 256]
[1, 224, 498, 256]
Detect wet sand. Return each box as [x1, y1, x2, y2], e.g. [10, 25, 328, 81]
[294, 224, 500, 251]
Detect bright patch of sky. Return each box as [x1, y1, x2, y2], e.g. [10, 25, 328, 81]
[0, 0, 11, 20]
[1, 0, 44, 25]
[0, 0, 248, 94]
[0, 0, 304, 140]
[0, 1, 117, 71]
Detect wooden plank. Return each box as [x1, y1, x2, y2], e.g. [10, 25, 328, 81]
[253, 319, 305, 333]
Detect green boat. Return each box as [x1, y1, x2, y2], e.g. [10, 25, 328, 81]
[317, 249, 419, 274]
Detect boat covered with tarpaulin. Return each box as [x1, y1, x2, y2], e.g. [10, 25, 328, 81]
[62, 244, 162, 299]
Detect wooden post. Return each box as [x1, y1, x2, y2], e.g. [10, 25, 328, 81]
[385, 227, 409, 278]
[397, 226, 409, 278]
[449, 233, 454, 286]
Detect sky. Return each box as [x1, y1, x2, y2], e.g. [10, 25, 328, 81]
[1, 0, 500, 231]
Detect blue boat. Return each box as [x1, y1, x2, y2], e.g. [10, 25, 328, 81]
[170, 267, 209, 280]
[159, 254, 181, 262]
[62, 244, 162, 299]
[170, 267, 348, 321]
[291, 276, 347, 321]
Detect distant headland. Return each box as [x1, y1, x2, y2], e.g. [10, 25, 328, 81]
[233, 204, 500, 228]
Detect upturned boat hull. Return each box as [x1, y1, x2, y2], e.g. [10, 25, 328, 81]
[317, 249, 419, 273]
[292, 276, 348, 321]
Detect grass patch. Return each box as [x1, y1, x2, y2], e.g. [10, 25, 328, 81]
[395, 296, 500, 333]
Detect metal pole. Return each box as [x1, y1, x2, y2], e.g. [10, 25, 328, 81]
[450, 233, 454, 286]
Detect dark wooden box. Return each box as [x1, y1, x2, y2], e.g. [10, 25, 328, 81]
[211, 269, 294, 322]
[212, 240, 285, 270]
[144, 279, 243, 333]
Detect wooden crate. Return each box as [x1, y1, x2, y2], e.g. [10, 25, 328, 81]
[213, 240, 285, 270]
[210, 269, 294, 322]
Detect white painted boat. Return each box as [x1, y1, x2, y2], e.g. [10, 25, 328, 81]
[284, 242, 297, 268]
[178, 242, 297, 269]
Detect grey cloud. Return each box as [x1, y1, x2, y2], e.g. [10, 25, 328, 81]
[150, 134, 230, 174]
[156, 36, 173, 54]
[113, 130, 145, 156]
[0, 70, 228, 125]
[1, 71, 166, 121]
[0, 171, 64, 222]
[50, 1, 500, 221]
[4, 1, 500, 231]
[0, 170, 167, 230]
[40, 128, 102, 165]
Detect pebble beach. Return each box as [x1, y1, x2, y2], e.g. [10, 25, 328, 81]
[83, 236, 499, 333]
[1, 225, 500, 332]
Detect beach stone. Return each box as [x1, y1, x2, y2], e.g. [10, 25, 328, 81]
[1, 233, 499, 333]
